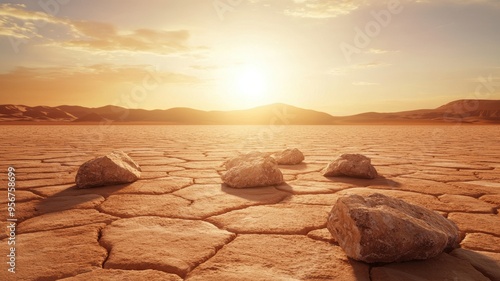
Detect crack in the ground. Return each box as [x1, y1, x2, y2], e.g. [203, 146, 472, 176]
[97, 227, 111, 269]
[183, 233, 238, 280]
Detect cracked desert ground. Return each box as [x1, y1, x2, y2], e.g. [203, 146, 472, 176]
[1, 125, 499, 281]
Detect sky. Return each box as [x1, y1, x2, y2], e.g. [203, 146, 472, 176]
[0, 0, 499, 115]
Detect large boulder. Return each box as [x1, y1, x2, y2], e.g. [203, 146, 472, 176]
[271, 148, 305, 165]
[322, 154, 378, 179]
[222, 153, 283, 188]
[75, 151, 141, 188]
[327, 193, 460, 263]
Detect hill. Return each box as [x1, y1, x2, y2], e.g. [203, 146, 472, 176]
[0, 100, 498, 124]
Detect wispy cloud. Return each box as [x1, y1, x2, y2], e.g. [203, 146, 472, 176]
[0, 4, 197, 55]
[261, 0, 500, 19]
[0, 3, 67, 39]
[365, 48, 400, 54]
[0, 64, 201, 92]
[284, 0, 364, 18]
[62, 21, 192, 54]
[352, 81, 380, 86]
[329, 61, 391, 75]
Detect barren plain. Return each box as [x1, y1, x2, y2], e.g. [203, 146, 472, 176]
[0, 125, 499, 281]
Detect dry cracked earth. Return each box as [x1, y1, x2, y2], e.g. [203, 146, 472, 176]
[0, 125, 499, 281]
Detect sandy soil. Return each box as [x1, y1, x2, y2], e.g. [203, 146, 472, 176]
[0, 125, 499, 280]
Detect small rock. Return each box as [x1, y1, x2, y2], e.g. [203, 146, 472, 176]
[327, 193, 460, 263]
[222, 153, 283, 188]
[322, 154, 378, 179]
[224, 151, 270, 169]
[75, 151, 141, 188]
[271, 148, 305, 165]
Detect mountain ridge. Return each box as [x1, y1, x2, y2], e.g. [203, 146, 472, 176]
[0, 100, 499, 124]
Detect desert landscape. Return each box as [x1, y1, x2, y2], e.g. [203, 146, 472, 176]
[0, 124, 499, 280]
[1, 0, 499, 280]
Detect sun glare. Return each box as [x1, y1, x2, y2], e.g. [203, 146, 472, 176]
[230, 65, 269, 106]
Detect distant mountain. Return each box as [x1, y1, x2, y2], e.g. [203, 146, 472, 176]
[0, 99, 499, 124]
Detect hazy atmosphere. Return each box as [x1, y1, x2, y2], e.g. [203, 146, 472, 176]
[1, 0, 499, 115]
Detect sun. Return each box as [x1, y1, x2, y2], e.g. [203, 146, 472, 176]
[230, 65, 269, 106]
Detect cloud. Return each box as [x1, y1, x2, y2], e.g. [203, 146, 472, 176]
[267, 0, 500, 19]
[364, 48, 400, 54]
[329, 61, 391, 75]
[62, 21, 192, 54]
[0, 4, 195, 55]
[191, 65, 220, 70]
[352, 81, 380, 86]
[0, 3, 67, 39]
[284, 0, 365, 18]
[0, 65, 201, 102]
[351, 62, 391, 69]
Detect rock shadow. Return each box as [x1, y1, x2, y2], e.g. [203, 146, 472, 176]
[34, 182, 133, 216]
[219, 183, 289, 202]
[322, 176, 401, 188]
[451, 248, 500, 281]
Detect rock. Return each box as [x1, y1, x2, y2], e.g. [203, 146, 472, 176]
[327, 193, 460, 263]
[322, 154, 378, 179]
[75, 150, 141, 188]
[224, 151, 270, 169]
[222, 154, 283, 188]
[271, 148, 305, 165]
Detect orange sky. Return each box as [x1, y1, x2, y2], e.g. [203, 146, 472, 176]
[0, 0, 499, 115]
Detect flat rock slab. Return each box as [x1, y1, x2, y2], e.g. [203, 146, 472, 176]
[450, 248, 500, 281]
[371, 253, 490, 281]
[60, 269, 183, 281]
[207, 204, 330, 234]
[11, 194, 105, 223]
[186, 234, 370, 281]
[100, 217, 235, 277]
[98, 194, 192, 218]
[328, 193, 460, 263]
[36, 194, 105, 214]
[370, 177, 484, 197]
[337, 187, 495, 213]
[100, 185, 288, 219]
[276, 180, 353, 194]
[307, 228, 338, 244]
[172, 184, 289, 218]
[0, 224, 107, 281]
[282, 193, 340, 206]
[480, 194, 500, 207]
[422, 162, 494, 170]
[110, 177, 193, 194]
[448, 213, 500, 236]
[18, 209, 118, 233]
[461, 233, 500, 252]
[0, 190, 42, 204]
